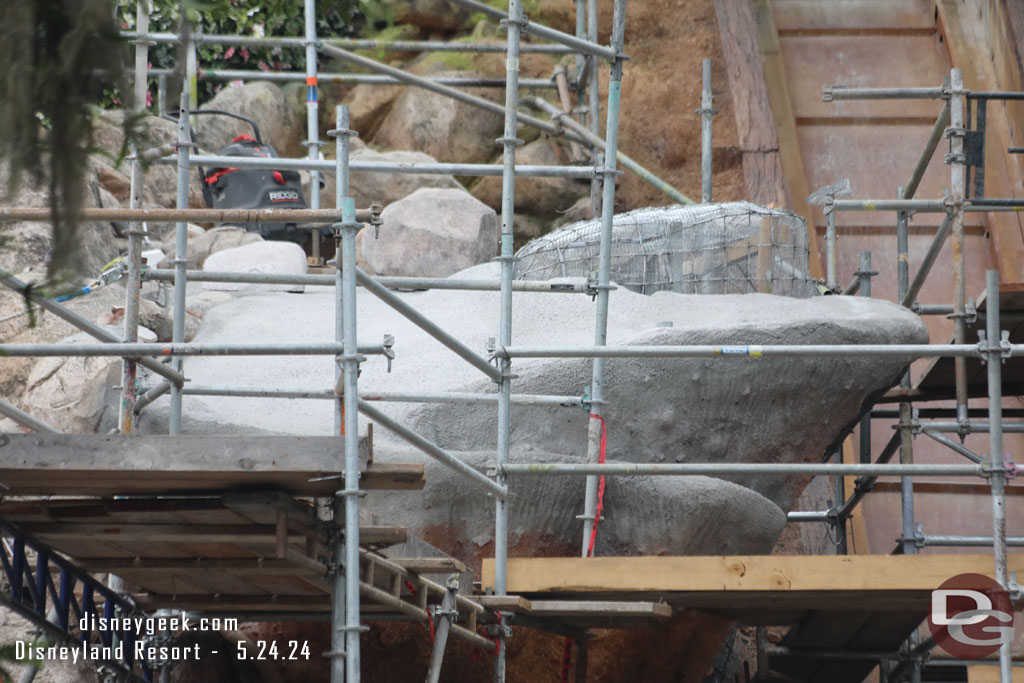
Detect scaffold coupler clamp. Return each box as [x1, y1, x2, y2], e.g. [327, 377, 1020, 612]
[486, 621, 514, 638]
[1003, 453, 1018, 480]
[500, 14, 530, 33]
[977, 329, 1013, 364]
[1008, 572, 1023, 601]
[370, 203, 383, 238]
[381, 334, 395, 373]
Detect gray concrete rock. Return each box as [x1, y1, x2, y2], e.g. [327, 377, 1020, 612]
[196, 82, 304, 158]
[407, 292, 929, 509]
[306, 147, 462, 210]
[472, 139, 589, 218]
[202, 241, 308, 293]
[0, 162, 120, 278]
[138, 298, 200, 342]
[372, 71, 504, 164]
[364, 450, 786, 562]
[20, 327, 154, 434]
[91, 110, 205, 209]
[362, 188, 497, 277]
[343, 83, 403, 140]
[160, 225, 261, 268]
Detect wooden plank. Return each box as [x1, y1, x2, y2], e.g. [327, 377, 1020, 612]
[771, 0, 934, 32]
[392, 557, 467, 574]
[481, 554, 1024, 596]
[477, 595, 532, 614]
[0, 434, 425, 495]
[77, 554, 327, 578]
[528, 600, 671, 620]
[715, 0, 789, 208]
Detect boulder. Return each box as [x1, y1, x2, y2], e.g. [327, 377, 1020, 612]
[362, 188, 497, 277]
[0, 162, 120, 278]
[20, 327, 155, 434]
[201, 241, 308, 293]
[138, 298, 200, 342]
[196, 82, 304, 158]
[471, 139, 589, 218]
[343, 83, 403, 140]
[91, 109, 205, 210]
[160, 225, 262, 268]
[372, 71, 504, 164]
[310, 147, 463, 209]
[390, 0, 471, 30]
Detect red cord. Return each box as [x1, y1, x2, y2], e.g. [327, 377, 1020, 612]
[585, 414, 607, 558]
[560, 637, 573, 681]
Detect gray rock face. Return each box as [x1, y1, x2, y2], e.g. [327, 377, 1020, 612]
[160, 225, 262, 268]
[362, 188, 497, 277]
[364, 450, 787, 561]
[472, 139, 588, 218]
[196, 82, 303, 158]
[202, 241, 308, 293]
[20, 328, 154, 433]
[311, 147, 464, 209]
[407, 293, 929, 509]
[372, 71, 504, 164]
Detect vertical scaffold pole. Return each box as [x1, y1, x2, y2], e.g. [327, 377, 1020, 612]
[493, 1, 524, 680]
[984, 270, 1012, 683]
[950, 68, 969, 432]
[120, 0, 151, 435]
[340, 105, 364, 682]
[587, 0, 601, 213]
[580, 0, 627, 558]
[699, 58, 713, 204]
[304, 0, 323, 264]
[169, 30, 193, 436]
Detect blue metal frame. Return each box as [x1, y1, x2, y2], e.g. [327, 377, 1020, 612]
[0, 518, 155, 681]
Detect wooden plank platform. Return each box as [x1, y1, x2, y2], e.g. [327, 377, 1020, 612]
[0, 434, 425, 495]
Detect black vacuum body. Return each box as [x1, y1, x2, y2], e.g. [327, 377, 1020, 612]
[202, 134, 310, 244]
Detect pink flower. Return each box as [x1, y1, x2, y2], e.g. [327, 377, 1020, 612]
[225, 47, 236, 59]
[240, 48, 250, 61]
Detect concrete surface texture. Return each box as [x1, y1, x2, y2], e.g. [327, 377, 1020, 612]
[158, 261, 927, 558]
[201, 240, 308, 293]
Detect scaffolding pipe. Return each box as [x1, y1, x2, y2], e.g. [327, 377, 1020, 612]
[916, 535, 1024, 547]
[0, 207, 377, 224]
[0, 273, 184, 387]
[142, 268, 593, 293]
[984, 269, 1013, 683]
[529, 97, 695, 205]
[357, 402, 507, 499]
[0, 398, 60, 434]
[951, 69, 969, 432]
[444, 0, 617, 62]
[155, 154, 597, 179]
[304, 0, 323, 264]
[918, 421, 1024, 434]
[150, 67, 557, 89]
[826, 208, 837, 289]
[492, 2, 525, 677]
[922, 429, 983, 463]
[830, 198, 947, 212]
[335, 105, 363, 683]
[587, 0, 600, 212]
[355, 269, 503, 383]
[786, 511, 830, 523]
[170, 60, 193, 435]
[130, 32, 576, 54]
[119, 0, 151, 437]
[0, 343, 390, 357]
[823, 86, 947, 100]
[581, 0, 627, 562]
[139, 385, 580, 406]
[425, 581, 457, 683]
[700, 59, 713, 204]
[501, 463, 986, 477]
[838, 431, 909, 520]
[317, 44, 585, 144]
[496, 343, 989, 359]
[133, 381, 171, 415]
[901, 212, 954, 307]
[904, 102, 950, 200]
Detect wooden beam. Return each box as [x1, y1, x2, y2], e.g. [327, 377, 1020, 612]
[20, 522, 406, 547]
[0, 434, 424, 494]
[528, 600, 671, 620]
[481, 554, 1024, 595]
[391, 557, 467, 574]
[77, 551, 328, 578]
[477, 595, 532, 614]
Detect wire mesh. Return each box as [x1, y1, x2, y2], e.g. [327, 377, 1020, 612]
[514, 202, 820, 297]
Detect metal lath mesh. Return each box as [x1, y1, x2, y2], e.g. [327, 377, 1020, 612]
[514, 202, 819, 297]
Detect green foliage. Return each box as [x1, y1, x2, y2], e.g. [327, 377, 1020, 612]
[118, 0, 392, 104]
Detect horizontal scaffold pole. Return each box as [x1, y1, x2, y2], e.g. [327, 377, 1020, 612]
[0, 207, 376, 224]
[500, 463, 989, 477]
[495, 344, 993, 359]
[0, 342, 391, 357]
[148, 67, 558, 89]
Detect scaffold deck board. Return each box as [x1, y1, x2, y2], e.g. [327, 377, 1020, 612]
[0, 434, 424, 494]
[481, 554, 1024, 617]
